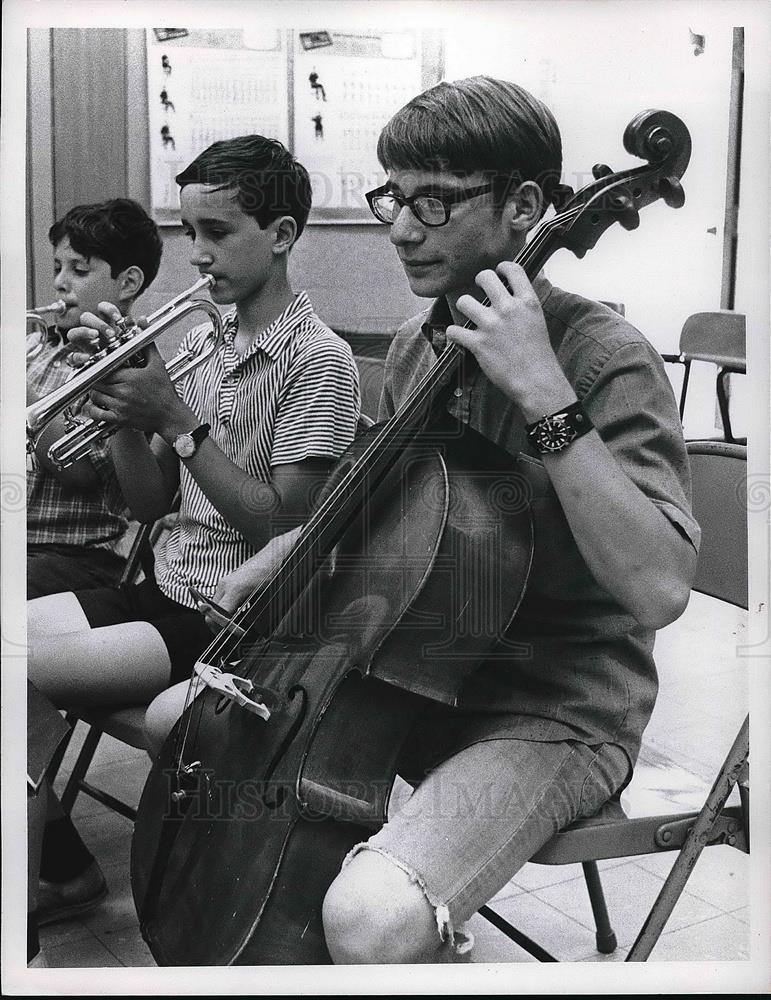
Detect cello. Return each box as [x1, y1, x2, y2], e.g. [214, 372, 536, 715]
[131, 109, 691, 965]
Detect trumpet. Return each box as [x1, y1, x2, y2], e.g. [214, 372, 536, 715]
[26, 300, 67, 341]
[26, 275, 222, 468]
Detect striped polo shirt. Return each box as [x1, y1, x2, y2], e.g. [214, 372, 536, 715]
[154, 291, 360, 608]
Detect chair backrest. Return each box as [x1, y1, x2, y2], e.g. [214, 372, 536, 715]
[686, 440, 748, 609]
[680, 311, 746, 369]
[355, 355, 386, 422]
[119, 488, 182, 586]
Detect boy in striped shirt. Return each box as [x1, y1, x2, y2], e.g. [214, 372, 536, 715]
[26, 136, 360, 937]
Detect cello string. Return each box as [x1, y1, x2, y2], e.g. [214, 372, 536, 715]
[173, 205, 582, 763]
[202, 206, 579, 655]
[185, 205, 581, 673]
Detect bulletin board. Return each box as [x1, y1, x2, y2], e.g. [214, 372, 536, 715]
[146, 27, 442, 224]
[147, 28, 289, 224]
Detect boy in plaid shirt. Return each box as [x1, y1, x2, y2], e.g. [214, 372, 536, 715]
[27, 198, 163, 598]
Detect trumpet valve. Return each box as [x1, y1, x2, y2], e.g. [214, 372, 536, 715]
[86, 317, 137, 364]
[62, 406, 84, 430]
[115, 317, 136, 342]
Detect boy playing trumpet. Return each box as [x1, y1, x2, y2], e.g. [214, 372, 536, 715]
[27, 198, 163, 598]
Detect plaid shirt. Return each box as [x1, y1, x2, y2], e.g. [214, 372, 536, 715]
[26, 328, 129, 550]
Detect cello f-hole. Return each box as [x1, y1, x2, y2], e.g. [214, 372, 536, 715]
[260, 684, 308, 808]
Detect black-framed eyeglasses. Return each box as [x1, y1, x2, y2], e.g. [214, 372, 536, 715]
[365, 182, 495, 227]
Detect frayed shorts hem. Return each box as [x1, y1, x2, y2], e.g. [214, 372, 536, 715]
[342, 843, 474, 956]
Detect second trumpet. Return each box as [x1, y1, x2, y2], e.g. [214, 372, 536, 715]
[27, 275, 222, 468]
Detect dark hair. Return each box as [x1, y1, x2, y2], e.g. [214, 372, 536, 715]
[48, 198, 163, 294]
[175, 135, 312, 241]
[377, 76, 562, 214]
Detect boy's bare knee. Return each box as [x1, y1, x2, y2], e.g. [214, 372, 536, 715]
[144, 681, 188, 755]
[322, 849, 443, 964]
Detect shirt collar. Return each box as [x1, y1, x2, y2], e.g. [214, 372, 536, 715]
[223, 291, 314, 361]
[45, 325, 66, 346]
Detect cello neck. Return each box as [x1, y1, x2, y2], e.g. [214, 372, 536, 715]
[203, 107, 693, 651]
[219, 209, 575, 643]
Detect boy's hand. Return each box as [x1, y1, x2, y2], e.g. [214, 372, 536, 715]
[83, 342, 180, 432]
[197, 527, 303, 633]
[66, 303, 147, 368]
[446, 261, 576, 422]
[67, 304, 185, 434]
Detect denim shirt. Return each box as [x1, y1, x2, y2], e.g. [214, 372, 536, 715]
[379, 274, 700, 765]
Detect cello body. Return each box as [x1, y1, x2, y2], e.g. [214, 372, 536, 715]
[131, 420, 533, 964]
[130, 108, 692, 964]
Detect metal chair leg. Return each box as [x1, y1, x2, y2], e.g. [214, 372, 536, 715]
[582, 860, 617, 953]
[59, 723, 103, 815]
[678, 359, 691, 420]
[478, 904, 558, 962]
[716, 368, 735, 443]
[626, 715, 749, 961]
[44, 711, 77, 785]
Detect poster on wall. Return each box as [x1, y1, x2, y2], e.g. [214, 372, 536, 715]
[146, 27, 440, 224]
[146, 28, 289, 224]
[293, 30, 427, 220]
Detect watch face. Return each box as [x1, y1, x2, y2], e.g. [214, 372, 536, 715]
[535, 414, 576, 452]
[174, 433, 195, 458]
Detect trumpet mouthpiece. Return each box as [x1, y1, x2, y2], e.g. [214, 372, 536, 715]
[31, 300, 67, 317]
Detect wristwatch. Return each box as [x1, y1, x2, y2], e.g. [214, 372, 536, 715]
[172, 423, 210, 459]
[526, 401, 593, 454]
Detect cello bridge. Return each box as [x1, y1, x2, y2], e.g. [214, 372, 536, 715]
[193, 660, 271, 720]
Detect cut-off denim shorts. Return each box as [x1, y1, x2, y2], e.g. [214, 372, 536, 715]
[344, 736, 631, 953]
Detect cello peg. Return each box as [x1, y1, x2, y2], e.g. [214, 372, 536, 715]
[659, 176, 685, 209]
[608, 190, 640, 230]
[619, 209, 640, 231]
[551, 183, 575, 211]
[592, 163, 614, 180]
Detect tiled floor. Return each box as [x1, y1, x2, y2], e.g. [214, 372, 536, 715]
[40, 591, 750, 968]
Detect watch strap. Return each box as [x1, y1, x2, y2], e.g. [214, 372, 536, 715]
[526, 400, 593, 454]
[189, 423, 211, 448]
[174, 422, 210, 459]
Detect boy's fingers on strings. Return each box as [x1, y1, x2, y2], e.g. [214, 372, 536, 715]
[495, 260, 532, 298]
[452, 293, 488, 326]
[474, 267, 512, 308]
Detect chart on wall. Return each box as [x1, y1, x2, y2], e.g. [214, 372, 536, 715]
[146, 27, 440, 223]
[146, 28, 289, 224]
[293, 30, 427, 220]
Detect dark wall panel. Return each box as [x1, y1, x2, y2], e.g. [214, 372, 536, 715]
[52, 29, 127, 214]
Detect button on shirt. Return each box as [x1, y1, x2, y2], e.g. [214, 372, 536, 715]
[26, 328, 129, 549]
[155, 292, 361, 608]
[378, 275, 700, 766]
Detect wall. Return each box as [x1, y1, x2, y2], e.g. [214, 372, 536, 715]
[26, 15, 768, 438]
[27, 27, 427, 349]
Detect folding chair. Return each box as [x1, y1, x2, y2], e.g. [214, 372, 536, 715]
[46, 411, 376, 819]
[661, 311, 746, 443]
[479, 439, 749, 961]
[46, 500, 180, 820]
